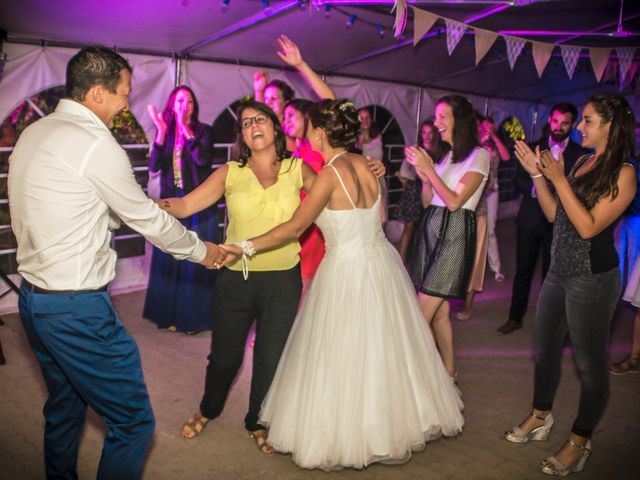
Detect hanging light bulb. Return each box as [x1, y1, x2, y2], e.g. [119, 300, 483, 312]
[346, 14, 357, 29]
[375, 23, 385, 38]
[262, 0, 271, 14]
[297, 0, 307, 9]
[221, 0, 230, 10]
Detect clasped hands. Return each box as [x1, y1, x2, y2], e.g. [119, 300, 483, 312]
[404, 145, 435, 182]
[514, 140, 565, 183]
[147, 104, 193, 141]
[199, 243, 244, 270]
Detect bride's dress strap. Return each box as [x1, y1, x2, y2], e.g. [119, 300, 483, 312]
[327, 164, 357, 210]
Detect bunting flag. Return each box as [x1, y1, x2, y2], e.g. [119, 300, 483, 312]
[445, 18, 467, 55]
[621, 60, 639, 91]
[392, 0, 408, 39]
[475, 29, 498, 65]
[588, 47, 611, 82]
[531, 41, 555, 78]
[408, 6, 636, 86]
[561, 45, 581, 79]
[412, 7, 438, 46]
[505, 36, 526, 70]
[617, 47, 636, 83]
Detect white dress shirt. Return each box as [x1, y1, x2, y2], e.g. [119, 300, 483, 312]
[8, 99, 206, 290]
[532, 136, 570, 198]
[549, 136, 570, 161]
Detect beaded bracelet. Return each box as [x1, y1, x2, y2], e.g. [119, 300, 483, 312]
[235, 240, 256, 280]
[530, 173, 543, 179]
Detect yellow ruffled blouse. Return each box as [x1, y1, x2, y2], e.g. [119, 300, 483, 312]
[224, 157, 303, 272]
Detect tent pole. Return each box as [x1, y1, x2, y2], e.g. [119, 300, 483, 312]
[174, 56, 182, 87]
[416, 86, 423, 140]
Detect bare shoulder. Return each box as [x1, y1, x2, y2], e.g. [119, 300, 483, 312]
[619, 163, 637, 187]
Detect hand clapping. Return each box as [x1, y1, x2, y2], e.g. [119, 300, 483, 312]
[538, 149, 565, 184]
[147, 104, 167, 137]
[404, 145, 434, 179]
[514, 140, 541, 177]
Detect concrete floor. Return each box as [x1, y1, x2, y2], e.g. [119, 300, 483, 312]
[1, 220, 639, 480]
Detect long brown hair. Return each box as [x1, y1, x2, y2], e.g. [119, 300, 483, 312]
[436, 95, 479, 163]
[572, 93, 636, 210]
[161, 85, 200, 133]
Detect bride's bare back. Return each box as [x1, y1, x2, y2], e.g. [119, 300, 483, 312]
[325, 153, 380, 211]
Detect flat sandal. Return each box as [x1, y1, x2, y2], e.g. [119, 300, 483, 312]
[181, 413, 209, 439]
[248, 429, 275, 455]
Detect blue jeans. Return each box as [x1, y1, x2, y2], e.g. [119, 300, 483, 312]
[19, 283, 155, 480]
[532, 267, 620, 437]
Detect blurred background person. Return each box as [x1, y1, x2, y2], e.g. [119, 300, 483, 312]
[477, 115, 510, 282]
[143, 85, 219, 334]
[396, 120, 447, 263]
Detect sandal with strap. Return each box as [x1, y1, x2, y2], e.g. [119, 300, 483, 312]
[248, 429, 275, 455]
[609, 353, 640, 375]
[505, 411, 554, 444]
[181, 413, 210, 439]
[541, 439, 591, 476]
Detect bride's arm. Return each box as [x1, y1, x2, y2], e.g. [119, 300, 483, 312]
[224, 168, 335, 262]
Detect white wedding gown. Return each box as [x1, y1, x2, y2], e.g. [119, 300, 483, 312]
[259, 165, 464, 471]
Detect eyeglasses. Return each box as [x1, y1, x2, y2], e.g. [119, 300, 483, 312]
[241, 114, 269, 129]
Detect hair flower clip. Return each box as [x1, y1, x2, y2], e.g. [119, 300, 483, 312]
[338, 100, 355, 112]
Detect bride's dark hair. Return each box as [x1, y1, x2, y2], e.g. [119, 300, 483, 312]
[308, 99, 360, 150]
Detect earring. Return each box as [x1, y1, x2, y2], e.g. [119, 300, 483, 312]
[315, 135, 320, 140]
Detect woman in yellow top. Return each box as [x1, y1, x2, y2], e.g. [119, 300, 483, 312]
[160, 100, 384, 453]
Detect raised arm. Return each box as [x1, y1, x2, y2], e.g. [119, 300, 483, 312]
[277, 35, 335, 100]
[160, 164, 228, 218]
[253, 71, 268, 103]
[492, 132, 511, 161]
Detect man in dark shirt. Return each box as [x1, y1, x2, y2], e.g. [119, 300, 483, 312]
[497, 103, 589, 335]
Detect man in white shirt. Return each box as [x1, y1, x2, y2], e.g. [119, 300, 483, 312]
[8, 46, 223, 480]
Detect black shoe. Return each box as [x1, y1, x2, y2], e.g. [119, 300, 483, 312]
[497, 319, 522, 335]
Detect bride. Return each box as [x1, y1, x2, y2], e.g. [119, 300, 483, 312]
[222, 99, 464, 471]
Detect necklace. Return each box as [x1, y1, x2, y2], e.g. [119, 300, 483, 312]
[326, 150, 347, 166]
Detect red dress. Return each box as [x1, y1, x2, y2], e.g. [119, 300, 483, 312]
[297, 142, 326, 280]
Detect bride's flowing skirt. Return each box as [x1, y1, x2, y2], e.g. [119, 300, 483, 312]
[259, 240, 464, 471]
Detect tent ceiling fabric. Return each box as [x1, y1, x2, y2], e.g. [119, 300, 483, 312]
[1, 0, 639, 102]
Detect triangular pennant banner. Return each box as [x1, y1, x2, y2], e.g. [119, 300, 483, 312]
[589, 47, 611, 82]
[475, 29, 498, 65]
[505, 36, 526, 70]
[617, 47, 636, 83]
[531, 41, 554, 77]
[561, 45, 581, 79]
[445, 18, 467, 55]
[621, 60, 639, 91]
[412, 7, 438, 46]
